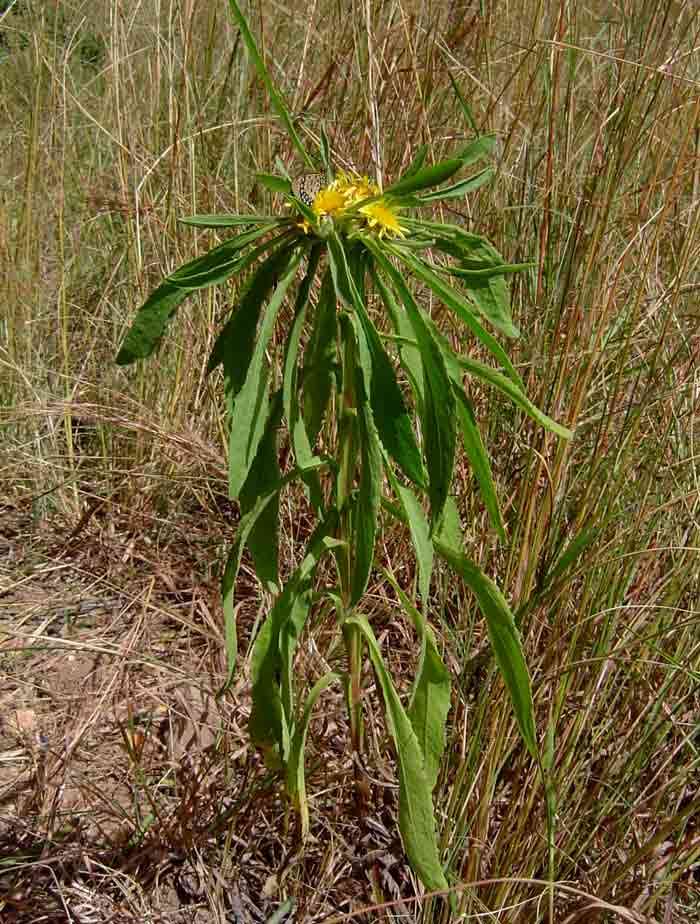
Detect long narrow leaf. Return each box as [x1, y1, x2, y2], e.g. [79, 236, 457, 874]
[169, 223, 281, 288]
[219, 458, 325, 693]
[391, 245, 522, 357]
[283, 246, 324, 510]
[387, 470, 433, 604]
[302, 268, 338, 444]
[454, 389, 506, 541]
[345, 615, 449, 892]
[434, 538, 537, 758]
[453, 353, 573, 440]
[366, 238, 456, 527]
[287, 672, 342, 839]
[384, 571, 451, 792]
[228, 250, 304, 498]
[207, 244, 294, 379]
[329, 235, 425, 487]
[239, 390, 283, 591]
[385, 136, 495, 198]
[179, 214, 282, 228]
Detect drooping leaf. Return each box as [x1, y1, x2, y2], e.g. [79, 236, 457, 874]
[448, 72, 480, 137]
[207, 244, 294, 379]
[338, 309, 382, 606]
[345, 615, 449, 892]
[454, 388, 506, 541]
[392, 245, 521, 355]
[353, 299, 426, 488]
[219, 458, 325, 693]
[227, 0, 313, 168]
[452, 353, 573, 440]
[434, 538, 537, 758]
[371, 267, 425, 409]
[287, 672, 342, 839]
[387, 469, 433, 604]
[367, 239, 457, 527]
[329, 235, 425, 488]
[282, 246, 324, 510]
[384, 571, 451, 792]
[239, 390, 283, 591]
[169, 223, 282, 289]
[256, 172, 292, 194]
[228, 249, 304, 499]
[302, 268, 338, 445]
[249, 515, 339, 760]
[116, 282, 190, 365]
[400, 143, 429, 180]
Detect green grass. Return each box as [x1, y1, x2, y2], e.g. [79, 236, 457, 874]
[1, 1, 699, 921]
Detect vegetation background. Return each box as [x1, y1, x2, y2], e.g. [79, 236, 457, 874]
[1, 0, 698, 921]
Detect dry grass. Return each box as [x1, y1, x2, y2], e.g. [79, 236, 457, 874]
[2, 0, 700, 921]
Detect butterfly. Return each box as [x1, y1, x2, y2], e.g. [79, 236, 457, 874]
[291, 173, 326, 206]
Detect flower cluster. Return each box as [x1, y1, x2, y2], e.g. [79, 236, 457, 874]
[302, 170, 406, 238]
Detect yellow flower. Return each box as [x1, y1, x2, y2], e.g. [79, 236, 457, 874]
[359, 200, 406, 238]
[312, 187, 347, 216]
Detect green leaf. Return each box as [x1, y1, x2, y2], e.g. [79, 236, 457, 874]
[339, 310, 382, 606]
[329, 235, 425, 488]
[433, 538, 537, 758]
[454, 389, 506, 541]
[400, 143, 429, 180]
[286, 672, 341, 838]
[385, 136, 495, 197]
[283, 246, 324, 510]
[264, 899, 295, 924]
[228, 250, 304, 499]
[239, 390, 283, 591]
[169, 223, 281, 289]
[116, 281, 190, 365]
[227, 0, 313, 168]
[434, 495, 463, 554]
[179, 214, 281, 228]
[353, 299, 426, 489]
[207, 244, 294, 379]
[302, 267, 338, 445]
[418, 167, 494, 202]
[387, 470, 433, 604]
[439, 236, 521, 339]
[371, 267, 425, 409]
[452, 353, 573, 440]
[256, 172, 292, 194]
[367, 239, 457, 527]
[249, 515, 338, 759]
[384, 572, 451, 792]
[319, 124, 333, 177]
[116, 223, 284, 365]
[219, 458, 325, 693]
[345, 614, 449, 892]
[392, 246, 522, 358]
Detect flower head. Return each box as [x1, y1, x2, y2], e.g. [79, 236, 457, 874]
[359, 200, 406, 238]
